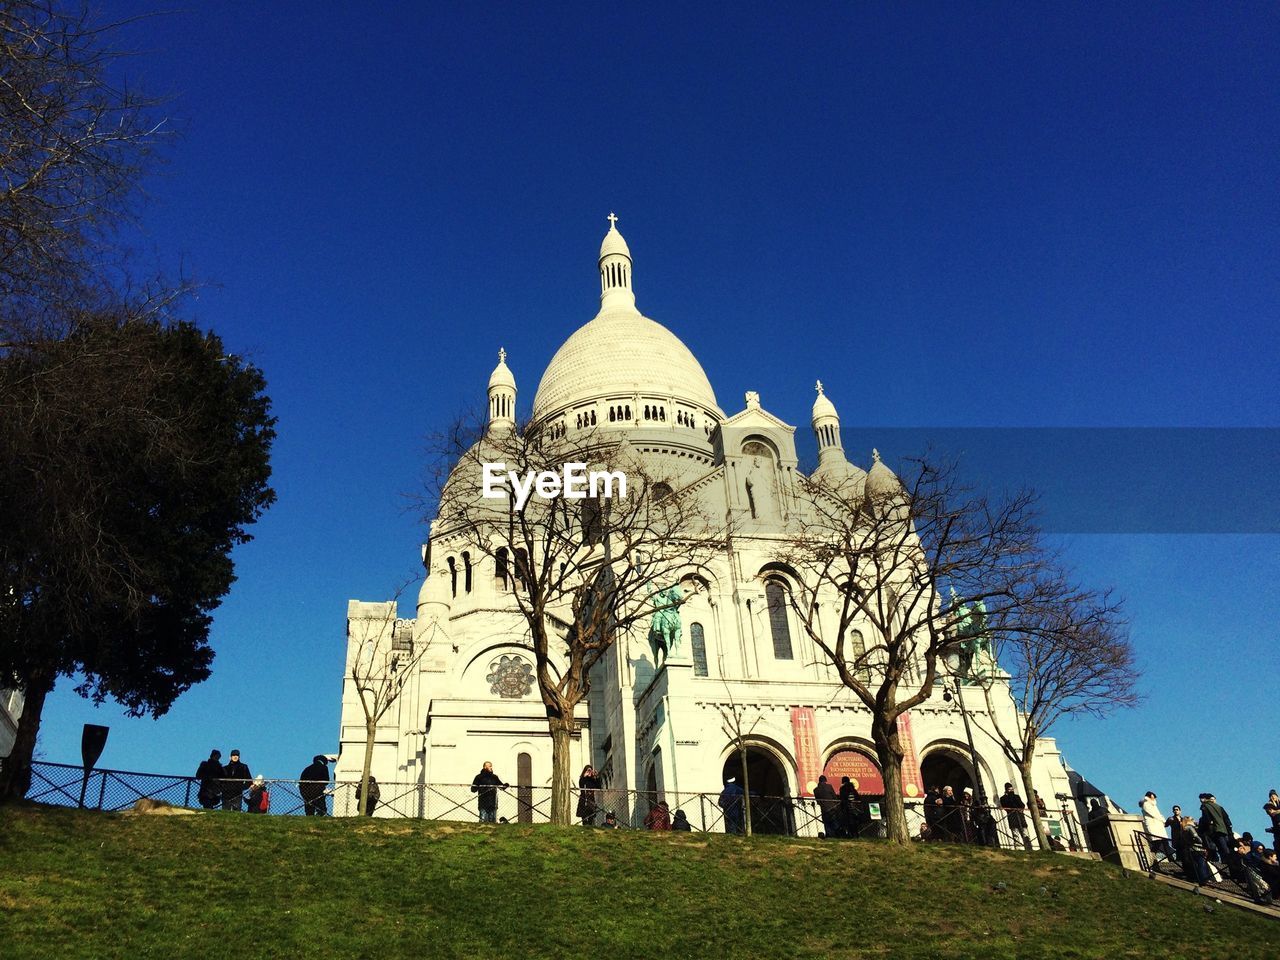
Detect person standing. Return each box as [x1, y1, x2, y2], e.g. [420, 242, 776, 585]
[195, 750, 224, 810]
[1199, 792, 1234, 864]
[247, 775, 270, 814]
[1264, 789, 1280, 855]
[299, 755, 330, 816]
[1178, 816, 1210, 885]
[471, 761, 507, 823]
[356, 775, 380, 816]
[644, 800, 671, 830]
[577, 765, 602, 826]
[1164, 804, 1185, 863]
[719, 778, 745, 835]
[813, 775, 840, 838]
[1139, 791, 1172, 863]
[221, 749, 251, 812]
[1000, 783, 1032, 850]
[839, 776, 864, 839]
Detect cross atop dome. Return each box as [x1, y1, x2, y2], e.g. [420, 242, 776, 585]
[815, 379, 824, 395]
[607, 212, 618, 229]
[498, 347, 506, 364]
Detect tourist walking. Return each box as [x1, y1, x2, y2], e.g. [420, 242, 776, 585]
[355, 775, 380, 816]
[221, 749, 251, 811]
[577, 765, 602, 826]
[247, 775, 270, 814]
[1000, 783, 1032, 850]
[1199, 793, 1234, 864]
[195, 750, 224, 810]
[813, 775, 840, 838]
[471, 762, 507, 823]
[299, 755, 331, 816]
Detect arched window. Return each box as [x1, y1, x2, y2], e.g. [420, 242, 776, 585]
[625, 405, 631, 420]
[495, 547, 509, 590]
[658, 407, 665, 421]
[590, 410, 597, 425]
[462, 551, 472, 593]
[644, 405, 651, 420]
[609, 407, 616, 422]
[765, 577, 793, 660]
[651, 482, 672, 502]
[446, 556, 457, 598]
[690, 622, 708, 677]
[514, 548, 530, 591]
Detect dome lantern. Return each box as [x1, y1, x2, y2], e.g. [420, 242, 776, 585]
[598, 212, 636, 312]
[487, 347, 516, 434]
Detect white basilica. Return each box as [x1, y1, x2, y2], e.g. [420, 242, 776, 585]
[335, 217, 1081, 833]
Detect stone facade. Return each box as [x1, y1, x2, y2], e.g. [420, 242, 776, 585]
[336, 219, 1078, 830]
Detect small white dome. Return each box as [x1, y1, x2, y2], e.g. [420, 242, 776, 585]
[812, 381, 838, 422]
[865, 449, 902, 499]
[488, 348, 515, 390]
[600, 220, 631, 260]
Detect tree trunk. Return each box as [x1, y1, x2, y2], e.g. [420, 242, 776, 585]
[1018, 755, 1049, 851]
[872, 714, 911, 845]
[739, 744, 753, 837]
[0, 668, 55, 803]
[548, 714, 573, 826]
[359, 717, 376, 818]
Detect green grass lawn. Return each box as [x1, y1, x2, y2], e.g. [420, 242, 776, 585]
[0, 803, 1274, 959]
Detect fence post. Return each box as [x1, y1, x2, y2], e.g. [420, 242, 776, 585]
[184, 779, 192, 808]
[96, 771, 108, 810]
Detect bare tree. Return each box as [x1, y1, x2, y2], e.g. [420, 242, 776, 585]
[782, 455, 1053, 844]
[344, 588, 439, 817]
[428, 418, 726, 825]
[963, 584, 1138, 849]
[717, 687, 762, 836]
[1, 1, 166, 345]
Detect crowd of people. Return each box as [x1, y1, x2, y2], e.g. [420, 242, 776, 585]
[1138, 788, 1280, 905]
[193, 750, 375, 817]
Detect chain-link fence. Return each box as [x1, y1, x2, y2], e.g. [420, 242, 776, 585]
[23, 761, 1077, 849]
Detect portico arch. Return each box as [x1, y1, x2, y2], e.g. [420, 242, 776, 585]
[719, 737, 796, 835]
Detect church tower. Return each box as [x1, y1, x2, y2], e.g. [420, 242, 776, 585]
[598, 212, 636, 311]
[487, 348, 516, 434]
[811, 380, 845, 468]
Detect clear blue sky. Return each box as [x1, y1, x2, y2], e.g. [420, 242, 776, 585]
[35, 3, 1278, 834]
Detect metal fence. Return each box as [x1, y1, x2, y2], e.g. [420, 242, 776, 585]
[23, 761, 1076, 850]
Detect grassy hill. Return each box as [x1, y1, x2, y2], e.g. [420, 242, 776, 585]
[0, 803, 1274, 959]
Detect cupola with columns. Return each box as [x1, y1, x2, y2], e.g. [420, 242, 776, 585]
[598, 211, 635, 311]
[487, 347, 516, 434]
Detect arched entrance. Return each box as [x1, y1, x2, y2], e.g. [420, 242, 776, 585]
[721, 746, 792, 835]
[920, 749, 976, 796]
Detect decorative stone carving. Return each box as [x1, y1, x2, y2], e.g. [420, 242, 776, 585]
[487, 654, 534, 699]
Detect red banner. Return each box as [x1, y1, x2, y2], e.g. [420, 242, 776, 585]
[822, 749, 885, 794]
[896, 712, 923, 798]
[790, 707, 822, 797]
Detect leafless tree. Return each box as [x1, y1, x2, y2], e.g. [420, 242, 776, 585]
[428, 417, 726, 825]
[782, 455, 1055, 844]
[717, 687, 762, 836]
[344, 585, 439, 817]
[1, 1, 167, 346]
[964, 584, 1138, 849]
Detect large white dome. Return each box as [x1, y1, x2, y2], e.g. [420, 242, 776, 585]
[532, 306, 720, 419]
[531, 219, 721, 420]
